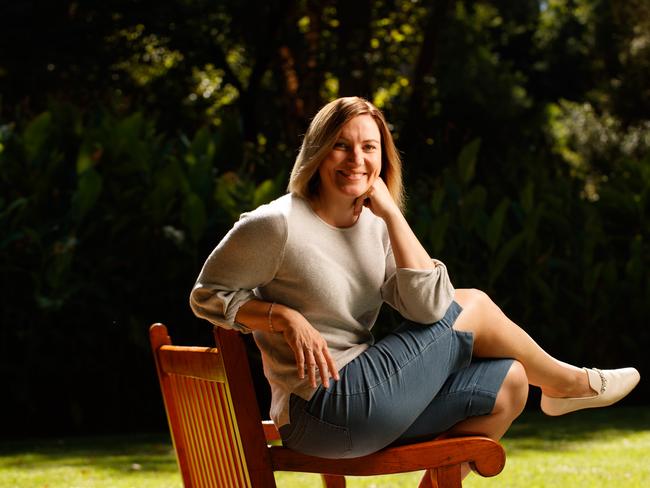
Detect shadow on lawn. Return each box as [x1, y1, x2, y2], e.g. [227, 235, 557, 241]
[0, 433, 179, 475]
[504, 406, 650, 452]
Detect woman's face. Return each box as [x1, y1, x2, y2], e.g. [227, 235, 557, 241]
[317, 114, 382, 204]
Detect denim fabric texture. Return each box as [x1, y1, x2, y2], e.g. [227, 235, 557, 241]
[279, 301, 514, 458]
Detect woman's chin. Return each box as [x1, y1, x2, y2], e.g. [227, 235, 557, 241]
[338, 185, 369, 200]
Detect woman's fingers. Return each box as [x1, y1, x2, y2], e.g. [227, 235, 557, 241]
[323, 347, 340, 382]
[282, 315, 339, 387]
[294, 346, 306, 380]
[313, 349, 331, 388]
[296, 344, 339, 388]
[311, 345, 340, 389]
[353, 194, 367, 216]
[304, 349, 317, 388]
[355, 179, 398, 219]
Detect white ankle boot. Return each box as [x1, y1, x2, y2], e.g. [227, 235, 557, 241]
[540, 367, 640, 416]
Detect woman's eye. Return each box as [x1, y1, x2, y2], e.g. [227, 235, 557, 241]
[334, 142, 348, 149]
[364, 144, 377, 151]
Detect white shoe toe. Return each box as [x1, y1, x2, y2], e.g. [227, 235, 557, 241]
[540, 367, 640, 416]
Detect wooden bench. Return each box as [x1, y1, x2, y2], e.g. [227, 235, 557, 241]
[150, 323, 506, 487]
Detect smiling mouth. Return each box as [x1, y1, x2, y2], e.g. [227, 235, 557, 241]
[337, 170, 367, 181]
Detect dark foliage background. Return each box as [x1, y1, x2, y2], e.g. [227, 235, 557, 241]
[1, 0, 648, 437]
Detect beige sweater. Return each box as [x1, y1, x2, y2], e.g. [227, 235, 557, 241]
[190, 193, 454, 427]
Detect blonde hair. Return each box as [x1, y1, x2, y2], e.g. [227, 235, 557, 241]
[288, 97, 405, 211]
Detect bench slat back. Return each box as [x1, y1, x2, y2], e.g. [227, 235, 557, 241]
[150, 324, 254, 488]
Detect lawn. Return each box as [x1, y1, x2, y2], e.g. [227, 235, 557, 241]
[1, 406, 648, 487]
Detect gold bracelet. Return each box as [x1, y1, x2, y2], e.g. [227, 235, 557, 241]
[268, 302, 276, 333]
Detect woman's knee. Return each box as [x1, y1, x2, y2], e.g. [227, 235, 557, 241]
[454, 289, 496, 316]
[452, 289, 494, 335]
[494, 360, 529, 418]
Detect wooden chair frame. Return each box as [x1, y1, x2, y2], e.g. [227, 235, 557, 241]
[150, 323, 506, 487]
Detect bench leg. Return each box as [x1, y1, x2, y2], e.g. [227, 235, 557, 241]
[419, 465, 462, 488]
[321, 474, 346, 487]
[419, 469, 436, 488]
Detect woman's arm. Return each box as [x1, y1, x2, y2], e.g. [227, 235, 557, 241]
[235, 299, 339, 388]
[360, 177, 454, 323]
[355, 177, 436, 270]
[190, 207, 287, 331]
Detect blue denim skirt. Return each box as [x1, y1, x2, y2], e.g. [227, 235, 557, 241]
[279, 301, 514, 458]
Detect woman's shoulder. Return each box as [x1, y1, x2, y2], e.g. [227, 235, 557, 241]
[244, 192, 320, 226]
[230, 194, 294, 243]
[241, 193, 292, 220]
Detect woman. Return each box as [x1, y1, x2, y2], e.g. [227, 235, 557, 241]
[190, 97, 639, 471]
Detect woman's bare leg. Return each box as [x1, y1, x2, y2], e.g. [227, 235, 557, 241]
[452, 289, 594, 399]
[448, 289, 638, 478]
[450, 360, 529, 478]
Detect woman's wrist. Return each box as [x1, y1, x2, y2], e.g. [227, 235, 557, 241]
[268, 302, 300, 333]
[380, 205, 403, 225]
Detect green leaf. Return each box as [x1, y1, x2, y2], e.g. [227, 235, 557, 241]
[486, 198, 510, 253]
[458, 184, 487, 232]
[118, 112, 145, 141]
[430, 188, 446, 214]
[147, 160, 188, 223]
[71, 169, 103, 221]
[23, 112, 52, 162]
[457, 138, 481, 185]
[489, 233, 525, 285]
[428, 212, 450, 255]
[625, 236, 643, 284]
[0, 197, 28, 222]
[186, 129, 215, 199]
[76, 140, 102, 174]
[252, 179, 277, 208]
[189, 127, 216, 166]
[523, 203, 544, 246]
[182, 192, 207, 242]
[531, 273, 555, 309]
[114, 112, 150, 171]
[521, 181, 534, 213]
[583, 262, 603, 294]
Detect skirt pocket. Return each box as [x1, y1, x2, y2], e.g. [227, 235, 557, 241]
[280, 394, 352, 459]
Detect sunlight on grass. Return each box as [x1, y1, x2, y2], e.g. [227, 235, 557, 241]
[1, 407, 648, 487]
[0, 434, 182, 488]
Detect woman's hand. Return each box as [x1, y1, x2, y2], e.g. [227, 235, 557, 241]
[235, 300, 339, 388]
[354, 177, 435, 270]
[280, 308, 340, 389]
[353, 177, 400, 222]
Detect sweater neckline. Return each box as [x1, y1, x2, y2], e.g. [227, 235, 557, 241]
[298, 195, 364, 232]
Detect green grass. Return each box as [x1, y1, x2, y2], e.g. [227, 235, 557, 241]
[1, 407, 649, 487]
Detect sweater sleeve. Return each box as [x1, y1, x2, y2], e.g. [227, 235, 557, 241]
[380, 246, 455, 324]
[189, 206, 287, 332]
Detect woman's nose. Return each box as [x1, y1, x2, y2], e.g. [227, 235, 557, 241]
[348, 146, 364, 164]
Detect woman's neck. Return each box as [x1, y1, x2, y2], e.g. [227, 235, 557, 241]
[311, 193, 358, 228]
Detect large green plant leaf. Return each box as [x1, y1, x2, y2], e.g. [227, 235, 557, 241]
[185, 128, 216, 200]
[183, 192, 207, 242]
[428, 212, 450, 255]
[457, 138, 481, 185]
[489, 232, 525, 285]
[187, 127, 216, 166]
[458, 184, 487, 233]
[71, 169, 103, 222]
[252, 179, 278, 208]
[76, 139, 102, 174]
[23, 112, 52, 162]
[486, 198, 510, 253]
